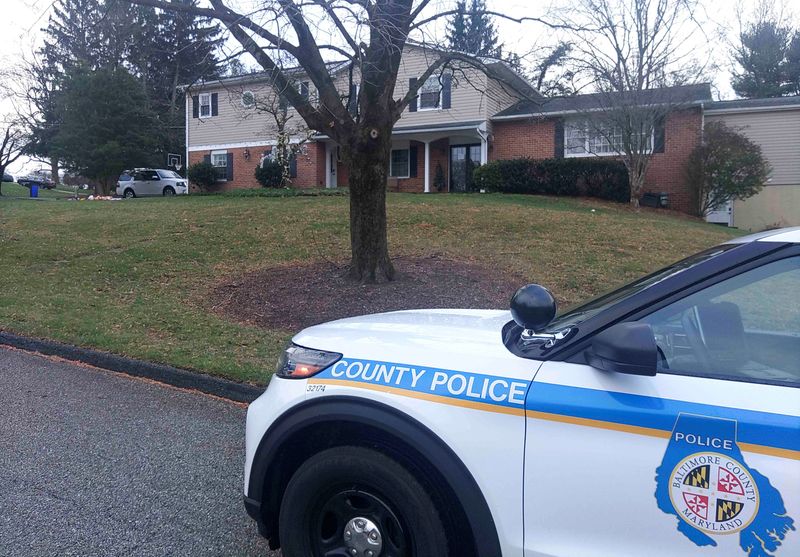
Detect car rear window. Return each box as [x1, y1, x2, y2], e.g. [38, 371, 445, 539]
[119, 172, 132, 181]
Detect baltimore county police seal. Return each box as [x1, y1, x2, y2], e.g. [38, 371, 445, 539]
[668, 451, 759, 535]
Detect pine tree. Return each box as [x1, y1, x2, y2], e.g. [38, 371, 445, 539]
[465, 0, 500, 57]
[40, 0, 105, 73]
[732, 19, 793, 98]
[149, 0, 223, 163]
[447, 1, 469, 52]
[446, 0, 502, 58]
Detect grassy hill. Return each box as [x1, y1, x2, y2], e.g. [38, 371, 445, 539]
[0, 192, 738, 383]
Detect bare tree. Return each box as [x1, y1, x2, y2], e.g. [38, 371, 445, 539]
[0, 124, 28, 196]
[558, 0, 711, 208]
[127, 0, 546, 282]
[232, 85, 314, 188]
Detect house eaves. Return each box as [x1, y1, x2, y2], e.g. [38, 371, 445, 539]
[493, 83, 713, 120]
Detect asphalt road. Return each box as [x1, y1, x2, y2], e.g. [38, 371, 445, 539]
[0, 347, 277, 556]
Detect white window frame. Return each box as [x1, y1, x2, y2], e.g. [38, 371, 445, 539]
[418, 75, 442, 111]
[389, 148, 410, 178]
[199, 93, 212, 118]
[211, 150, 228, 181]
[564, 119, 654, 158]
[241, 90, 255, 108]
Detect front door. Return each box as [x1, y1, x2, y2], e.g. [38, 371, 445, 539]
[523, 256, 800, 557]
[449, 144, 481, 192]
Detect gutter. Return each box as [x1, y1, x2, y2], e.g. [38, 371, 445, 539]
[704, 104, 800, 115]
[492, 100, 707, 121]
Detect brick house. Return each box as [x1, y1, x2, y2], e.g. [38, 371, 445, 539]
[185, 44, 798, 228]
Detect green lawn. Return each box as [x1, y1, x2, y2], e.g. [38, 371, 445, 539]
[0, 192, 739, 384]
[1, 181, 91, 199]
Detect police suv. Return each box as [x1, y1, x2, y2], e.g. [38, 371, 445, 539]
[244, 228, 799, 557]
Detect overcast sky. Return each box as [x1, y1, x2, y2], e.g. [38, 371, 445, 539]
[0, 0, 794, 174]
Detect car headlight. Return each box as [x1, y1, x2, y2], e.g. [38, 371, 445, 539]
[276, 343, 342, 379]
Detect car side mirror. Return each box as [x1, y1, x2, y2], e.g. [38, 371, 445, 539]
[586, 322, 658, 376]
[510, 284, 557, 332]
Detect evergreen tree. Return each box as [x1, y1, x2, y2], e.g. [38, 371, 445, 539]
[40, 0, 106, 72]
[465, 0, 500, 57]
[447, 1, 469, 52]
[786, 32, 800, 96]
[446, 0, 501, 58]
[52, 66, 160, 194]
[732, 19, 793, 98]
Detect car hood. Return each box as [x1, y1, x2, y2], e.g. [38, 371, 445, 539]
[293, 309, 517, 369]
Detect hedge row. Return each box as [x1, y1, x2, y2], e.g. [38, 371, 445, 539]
[473, 158, 630, 203]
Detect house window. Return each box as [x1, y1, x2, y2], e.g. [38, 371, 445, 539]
[241, 91, 255, 108]
[419, 75, 441, 110]
[199, 93, 212, 117]
[390, 149, 410, 178]
[211, 151, 228, 180]
[565, 119, 652, 157]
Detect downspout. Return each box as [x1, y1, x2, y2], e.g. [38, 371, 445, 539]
[477, 121, 489, 164]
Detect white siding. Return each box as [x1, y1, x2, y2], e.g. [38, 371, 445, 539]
[706, 109, 800, 186]
[187, 45, 531, 148]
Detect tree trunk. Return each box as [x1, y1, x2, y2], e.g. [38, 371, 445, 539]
[50, 158, 59, 185]
[344, 142, 395, 283]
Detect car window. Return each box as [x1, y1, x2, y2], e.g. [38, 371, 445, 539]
[546, 244, 738, 331]
[143, 170, 159, 180]
[133, 171, 146, 181]
[157, 170, 181, 179]
[641, 257, 800, 386]
[119, 172, 132, 181]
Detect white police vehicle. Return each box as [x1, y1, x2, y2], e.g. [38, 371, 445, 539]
[244, 228, 799, 557]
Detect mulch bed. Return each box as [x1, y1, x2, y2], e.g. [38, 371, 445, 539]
[209, 256, 526, 331]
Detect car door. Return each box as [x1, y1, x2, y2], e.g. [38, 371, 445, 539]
[523, 255, 799, 557]
[144, 170, 162, 195]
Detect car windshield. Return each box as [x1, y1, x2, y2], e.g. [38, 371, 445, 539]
[157, 170, 181, 179]
[544, 244, 739, 331]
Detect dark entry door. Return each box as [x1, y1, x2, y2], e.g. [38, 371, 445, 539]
[450, 144, 481, 192]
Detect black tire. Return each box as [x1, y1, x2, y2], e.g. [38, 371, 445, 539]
[123, 188, 136, 198]
[162, 186, 175, 196]
[279, 446, 449, 557]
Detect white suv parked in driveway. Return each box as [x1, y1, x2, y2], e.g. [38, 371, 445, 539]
[116, 169, 188, 198]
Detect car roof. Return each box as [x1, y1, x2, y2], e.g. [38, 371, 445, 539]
[724, 227, 800, 245]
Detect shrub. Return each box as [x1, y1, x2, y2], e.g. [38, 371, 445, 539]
[473, 158, 630, 203]
[187, 161, 218, 191]
[687, 121, 769, 217]
[255, 159, 283, 188]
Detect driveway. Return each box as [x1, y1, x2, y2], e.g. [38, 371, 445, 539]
[0, 346, 277, 556]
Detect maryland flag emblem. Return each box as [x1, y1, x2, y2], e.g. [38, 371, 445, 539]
[717, 499, 744, 522]
[682, 464, 710, 489]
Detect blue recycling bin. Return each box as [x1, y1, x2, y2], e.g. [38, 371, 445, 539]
[30, 184, 39, 198]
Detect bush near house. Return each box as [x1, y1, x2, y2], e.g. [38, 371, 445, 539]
[255, 159, 283, 188]
[686, 121, 770, 217]
[187, 161, 219, 191]
[473, 158, 630, 203]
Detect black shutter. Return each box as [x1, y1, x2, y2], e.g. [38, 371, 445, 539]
[441, 74, 452, 109]
[409, 78, 418, 112]
[289, 155, 298, 178]
[279, 95, 288, 110]
[203, 154, 211, 164]
[226, 152, 233, 181]
[409, 145, 418, 177]
[554, 118, 565, 158]
[653, 116, 666, 153]
[211, 93, 219, 116]
[192, 96, 199, 118]
[348, 84, 358, 116]
[300, 82, 309, 100]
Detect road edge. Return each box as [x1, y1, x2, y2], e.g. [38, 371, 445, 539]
[0, 331, 263, 403]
